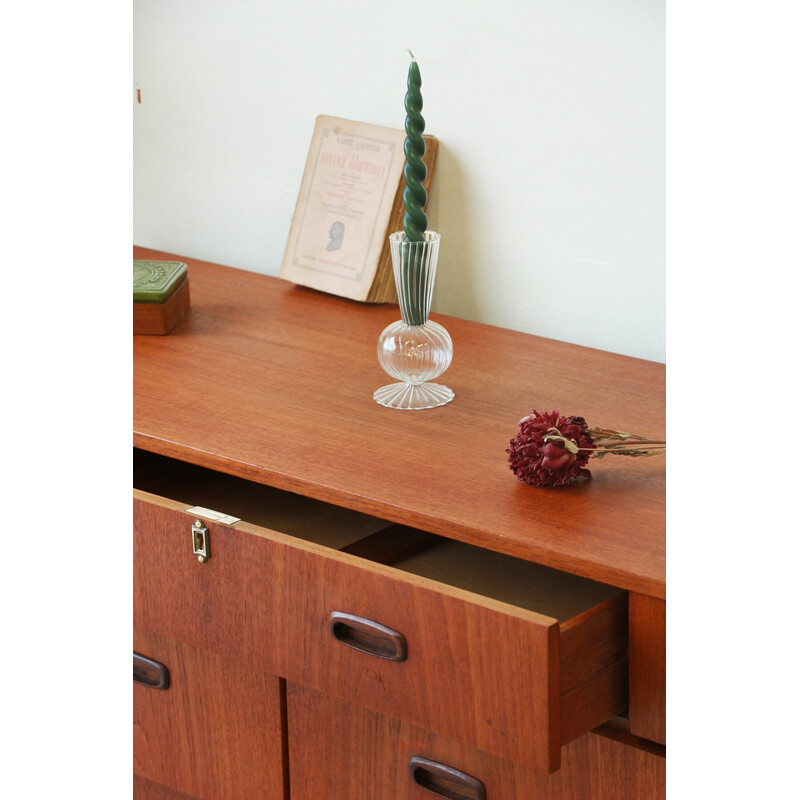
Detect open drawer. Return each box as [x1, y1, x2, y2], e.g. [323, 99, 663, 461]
[133, 449, 628, 773]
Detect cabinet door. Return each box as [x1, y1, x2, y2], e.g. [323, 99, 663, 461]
[133, 628, 286, 800]
[287, 681, 665, 800]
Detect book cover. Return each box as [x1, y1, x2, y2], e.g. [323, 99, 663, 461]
[279, 115, 438, 303]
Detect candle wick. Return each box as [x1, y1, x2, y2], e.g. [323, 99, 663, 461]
[406, 49, 416, 61]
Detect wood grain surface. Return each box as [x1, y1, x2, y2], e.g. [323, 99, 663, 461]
[133, 774, 198, 800]
[134, 489, 626, 772]
[132, 246, 665, 598]
[629, 593, 667, 744]
[286, 682, 666, 800]
[133, 276, 191, 335]
[133, 628, 285, 800]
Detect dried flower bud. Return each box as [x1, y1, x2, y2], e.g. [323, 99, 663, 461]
[507, 409, 596, 487]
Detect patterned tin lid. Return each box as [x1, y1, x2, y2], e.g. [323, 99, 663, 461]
[133, 260, 188, 303]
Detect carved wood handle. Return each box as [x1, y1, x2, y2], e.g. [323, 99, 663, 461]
[409, 757, 486, 800]
[133, 652, 170, 690]
[328, 611, 407, 662]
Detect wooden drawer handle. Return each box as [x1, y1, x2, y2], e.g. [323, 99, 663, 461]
[409, 757, 486, 800]
[328, 611, 407, 662]
[133, 652, 170, 690]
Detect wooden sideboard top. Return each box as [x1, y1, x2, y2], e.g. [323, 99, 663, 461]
[133, 246, 666, 598]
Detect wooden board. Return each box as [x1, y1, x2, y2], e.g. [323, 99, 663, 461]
[629, 593, 666, 744]
[133, 775, 198, 800]
[134, 489, 626, 772]
[133, 246, 665, 598]
[133, 628, 286, 800]
[286, 682, 665, 800]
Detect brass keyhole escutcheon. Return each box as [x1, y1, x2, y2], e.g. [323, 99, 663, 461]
[192, 520, 209, 563]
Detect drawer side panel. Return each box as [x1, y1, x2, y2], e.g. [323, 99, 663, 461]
[628, 593, 666, 744]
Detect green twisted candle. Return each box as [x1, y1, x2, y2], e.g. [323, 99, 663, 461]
[399, 54, 429, 326]
[403, 54, 428, 243]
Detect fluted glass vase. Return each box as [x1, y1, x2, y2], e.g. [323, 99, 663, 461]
[374, 231, 454, 410]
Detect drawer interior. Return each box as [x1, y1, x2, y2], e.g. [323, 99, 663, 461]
[134, 448, 385, 550]
[134, 449, 619, 622]
[393, 540, 618, 621]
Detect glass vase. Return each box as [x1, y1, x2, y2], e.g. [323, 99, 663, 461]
[374, 231, 454, 410]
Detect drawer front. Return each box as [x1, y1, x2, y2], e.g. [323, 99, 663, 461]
[279, 536, 561, 771]
[134, 493, 285, 671]
[134, 490, 623, 772]
[132, 628, 286, 800]
[287, 682, 666, 800]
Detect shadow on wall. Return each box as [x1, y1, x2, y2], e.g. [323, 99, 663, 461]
[426, 142, 479, 323]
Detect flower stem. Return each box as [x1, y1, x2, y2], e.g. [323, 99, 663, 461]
[544, 426, 666, 459]
[588, 427, 664, 443]
[590, 440, 666, 448]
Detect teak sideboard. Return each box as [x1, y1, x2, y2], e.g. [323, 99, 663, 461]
[133, 246, 666, 800]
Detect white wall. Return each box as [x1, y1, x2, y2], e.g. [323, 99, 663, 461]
[134, 0, 664, 362]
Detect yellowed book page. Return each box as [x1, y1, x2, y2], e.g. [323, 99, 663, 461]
[280, 115, 406, 301]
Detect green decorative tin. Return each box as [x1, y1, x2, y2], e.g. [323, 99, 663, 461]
[133, 261, 188, 303]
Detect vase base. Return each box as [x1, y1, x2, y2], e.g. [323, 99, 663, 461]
[373, 382, 454, 410]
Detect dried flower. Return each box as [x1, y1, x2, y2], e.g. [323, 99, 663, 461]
[507, 408, 666, 487]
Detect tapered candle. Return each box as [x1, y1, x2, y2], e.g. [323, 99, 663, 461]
[403, 53, 428, 243]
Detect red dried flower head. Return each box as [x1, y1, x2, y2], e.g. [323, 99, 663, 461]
[506, 408, 596, 487]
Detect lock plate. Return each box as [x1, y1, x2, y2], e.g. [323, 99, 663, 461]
[192, 520, 210, 562]
[186, 506, 241, 525]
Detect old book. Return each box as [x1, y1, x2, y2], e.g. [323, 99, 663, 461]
[279, 115, 438, 303]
